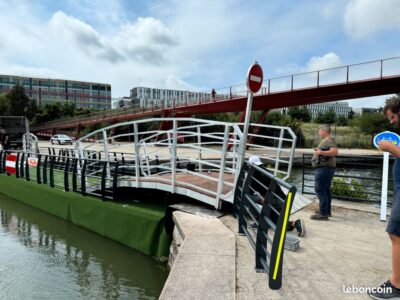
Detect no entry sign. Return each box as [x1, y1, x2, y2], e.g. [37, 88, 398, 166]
[6, 154, 17, 174]
[246, 62, 263, 94]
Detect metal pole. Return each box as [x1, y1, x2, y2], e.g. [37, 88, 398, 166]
[102, 130, 111, 179]
[237, 93, 254, 171]
[171, 119, 178, 193]
[134, 123, 141, 187]
[197, 126, 202, 173]
[274, 128, 284, 176]
[380, 152, 389, 221]
[216, 125, 229, 204]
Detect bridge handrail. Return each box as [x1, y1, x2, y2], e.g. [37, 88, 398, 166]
[32, 56, 400, 131]
[233, 161, 296, 290]
[0, 149, 119, 200]
[74, 118, 296, 208]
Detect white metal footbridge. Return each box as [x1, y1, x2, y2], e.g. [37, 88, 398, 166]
[74, 118, 297, 208]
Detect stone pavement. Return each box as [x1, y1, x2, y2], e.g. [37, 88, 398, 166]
[160, 211, 236, 300]
[221, 200, 392, 300]
[160, 199, 391, 299]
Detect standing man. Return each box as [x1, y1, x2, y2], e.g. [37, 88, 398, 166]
[0, 129, 10, 151]
[211, 88, 216, 102]
[368, 99, 400, 299]
[310, 124, 338, 220]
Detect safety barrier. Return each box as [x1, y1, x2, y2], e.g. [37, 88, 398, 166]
[0, 150, 118, 201]
[301, 153, 394, 204]
[75, 118, 296, 208]
[233, 161, 297, 290]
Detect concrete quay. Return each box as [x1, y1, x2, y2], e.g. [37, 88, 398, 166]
[162, 199, 392, 299]
[160, 211, 236, 299]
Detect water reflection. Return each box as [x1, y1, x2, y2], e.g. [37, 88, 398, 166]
[0, 195, 168, 299]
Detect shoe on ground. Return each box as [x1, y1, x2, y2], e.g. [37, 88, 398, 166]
[310, 213, 329, 220]
[368, 280, 400, 299]
[315, 209, 332, 217]
[294, 219, 306, 237]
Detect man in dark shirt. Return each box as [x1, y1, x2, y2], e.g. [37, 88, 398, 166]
[310, 124, 339, 220]
[368, 99, 400, 299]
[249, 156, 306, 237]
[0, 129, 10, 151]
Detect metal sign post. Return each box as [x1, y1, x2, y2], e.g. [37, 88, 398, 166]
[373, 131, 400, 221]
[237, 62, 263, 171]
[381, 152, 389, 221]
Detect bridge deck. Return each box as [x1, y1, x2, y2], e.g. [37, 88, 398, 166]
[119, 172, 236, 206]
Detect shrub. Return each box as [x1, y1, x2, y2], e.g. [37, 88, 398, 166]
[331, 177, 368, 200]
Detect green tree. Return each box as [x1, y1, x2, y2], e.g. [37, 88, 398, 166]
[314, 108, 336, 124]
[62, 102, 76, 117]
[335, 115, 348, 126]
[265, 111, 284, 124]
[358, 112, 391, 135]
[0, 93, 10, 115]
[348, 110, 355, 119]
[25, 99, 39, 121]
[6, 85, 30, 116]
[34, 102, 63, 124]
[287, 106, 311, 122]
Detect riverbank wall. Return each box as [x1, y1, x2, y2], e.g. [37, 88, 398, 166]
[0, 175, 170, 258]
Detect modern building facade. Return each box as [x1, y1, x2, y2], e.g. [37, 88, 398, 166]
[0, 74, 111, 110]
[305, 102, 352, 118]
[278, 101, 353, 118]
[352, 107, 379, 115]
[130, 86, 211, 109]
[112, 97, 135, 109]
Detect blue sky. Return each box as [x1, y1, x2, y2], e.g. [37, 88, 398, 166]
[0, 0, 399, 108]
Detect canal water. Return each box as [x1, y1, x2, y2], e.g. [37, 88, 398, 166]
[0, 194, 168, 300]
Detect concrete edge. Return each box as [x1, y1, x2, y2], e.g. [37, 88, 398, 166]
[160, 211, 236, 299]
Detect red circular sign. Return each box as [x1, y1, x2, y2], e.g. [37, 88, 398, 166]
[246, 62, 263, 94]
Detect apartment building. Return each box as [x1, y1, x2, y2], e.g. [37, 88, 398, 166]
[0, 74, 111, 110]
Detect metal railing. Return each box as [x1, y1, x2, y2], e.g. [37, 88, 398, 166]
[301, 154, 394, 204]
[75, 118, 297, 208]
[33, 56, 400, 130]
[22, 132, 39, 154]
[233, 161, 297, 290]
[0, 150, 119, 201]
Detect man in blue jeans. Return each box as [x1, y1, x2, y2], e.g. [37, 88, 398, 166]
[310, 124, 338, 221]
[368, 98, 400, 299]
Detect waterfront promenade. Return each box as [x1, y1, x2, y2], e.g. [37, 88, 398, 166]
[163, 199, 391, 299]
[224, 199, 391, 299]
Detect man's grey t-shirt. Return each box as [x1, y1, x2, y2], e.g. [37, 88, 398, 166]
[312, 137, 337, 167]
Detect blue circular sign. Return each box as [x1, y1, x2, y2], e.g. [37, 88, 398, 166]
[373, 131, 400, 149]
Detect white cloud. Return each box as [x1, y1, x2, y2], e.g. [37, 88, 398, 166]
[115, 17, 178, 65]
[0, 0, 398, 103]
[277, 52, 342, 75]
[48, 12, 177, 65]
[64, 0, 127, 27]
[344, 0, 400, 39]
[164, 74, 196, 91]
[350, 96, 388, 108]
[322, 2, 338, 20]
[306, 52, 342, 71]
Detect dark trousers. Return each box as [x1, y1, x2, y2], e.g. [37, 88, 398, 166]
[315, 167, 335, 216]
